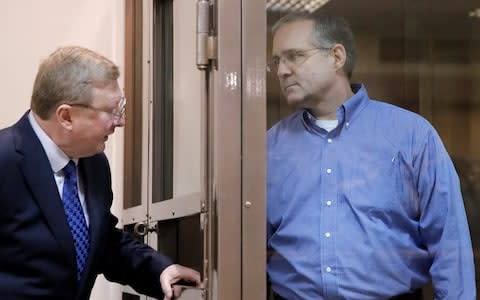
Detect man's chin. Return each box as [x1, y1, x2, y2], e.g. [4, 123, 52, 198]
[98, 142, 106, 152]
[88, 143, 106, 157]
[286, 96, 305, 108]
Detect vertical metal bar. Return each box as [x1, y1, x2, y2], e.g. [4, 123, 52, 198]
[241, 0, 267, 299]
[197, 0, 210, 69]
[211, 0, 242, 299]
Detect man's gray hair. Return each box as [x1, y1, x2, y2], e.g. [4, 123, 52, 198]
[31, 46, 120, 119]
[272, 12, 356, 79]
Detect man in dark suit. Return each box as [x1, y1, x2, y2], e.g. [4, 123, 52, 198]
[0, 46, 200, 299]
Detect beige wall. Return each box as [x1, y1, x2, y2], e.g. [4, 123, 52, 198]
[0, 0, 125, 299]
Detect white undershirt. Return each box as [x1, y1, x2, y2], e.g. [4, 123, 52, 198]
[28, 112, 90, 226]
[315, 119, 339, 132]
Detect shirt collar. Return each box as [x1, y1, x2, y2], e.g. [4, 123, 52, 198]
[302, 83, 370, 132]
[28, 111, 77, 173]
[341, 83, 370, 126]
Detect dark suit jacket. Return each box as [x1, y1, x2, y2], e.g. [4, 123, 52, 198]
[0, 112, 172, 299]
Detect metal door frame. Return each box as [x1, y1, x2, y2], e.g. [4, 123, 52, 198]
[123, 0, 266, 299]
[213, 1, 266, 299]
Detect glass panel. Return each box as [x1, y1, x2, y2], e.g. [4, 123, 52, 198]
[153, 0, 174, 202]
[412, 2, 480, 293]
[152, 0, 203, 203]
[266, 0, 479, 298]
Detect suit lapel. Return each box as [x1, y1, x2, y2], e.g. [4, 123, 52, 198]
[79, 159, 103, 259]
[14, 113, 77, 272]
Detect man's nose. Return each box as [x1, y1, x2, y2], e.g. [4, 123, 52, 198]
[114, 116, 126, 127]
[277, 58, 292, 76]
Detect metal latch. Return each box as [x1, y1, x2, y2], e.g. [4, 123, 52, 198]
[133, 222, 157, 237]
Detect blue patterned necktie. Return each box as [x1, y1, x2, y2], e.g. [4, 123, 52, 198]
[62, 160, 90, 281]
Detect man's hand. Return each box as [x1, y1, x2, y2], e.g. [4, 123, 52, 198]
[160, 264, 201, 299]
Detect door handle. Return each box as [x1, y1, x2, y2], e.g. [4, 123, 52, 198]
[133, 222, 157, 237]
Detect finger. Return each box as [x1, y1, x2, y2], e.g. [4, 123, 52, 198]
[177, 266, 201, 284]
[161, 278, 173, 299]
[170, 265, 201, 285]
[173, 285, 184, 298]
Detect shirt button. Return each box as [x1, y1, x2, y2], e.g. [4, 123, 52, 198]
[326, 267, 332, 272]
[326, 200, 332, 206]
[346, 122, 350, 127]
[326, 168, 332, 174]
[325, 232, 331, 237]
[327, 138, 332, 143]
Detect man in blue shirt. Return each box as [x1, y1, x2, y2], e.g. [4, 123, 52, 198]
[267, 13, 476, 300]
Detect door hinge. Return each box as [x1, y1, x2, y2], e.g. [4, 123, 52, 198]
[197, 0, 217, 70]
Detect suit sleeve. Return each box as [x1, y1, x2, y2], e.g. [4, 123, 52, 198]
[100, 213, 173, 299]
[94, 154, 173, 299]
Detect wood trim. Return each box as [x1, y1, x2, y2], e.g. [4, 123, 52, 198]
[124, 0, 143, 209]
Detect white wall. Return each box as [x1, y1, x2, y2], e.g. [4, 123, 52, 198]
[0, 1, 125, 299]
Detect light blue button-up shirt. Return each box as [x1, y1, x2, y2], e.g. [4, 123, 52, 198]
[267, 84, 476, 299]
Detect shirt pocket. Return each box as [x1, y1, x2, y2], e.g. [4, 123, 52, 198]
[347, 150, 418, 218]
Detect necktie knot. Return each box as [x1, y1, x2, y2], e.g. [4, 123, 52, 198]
[63, 160, 77, 179]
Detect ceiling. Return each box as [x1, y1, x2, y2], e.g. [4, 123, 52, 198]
[267, 0, 480, 38]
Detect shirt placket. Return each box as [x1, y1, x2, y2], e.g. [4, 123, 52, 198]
[320, 132, 340, 298]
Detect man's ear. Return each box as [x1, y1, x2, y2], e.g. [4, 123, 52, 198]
[56, 104, 74, 130]
[330, 43, 347, 72]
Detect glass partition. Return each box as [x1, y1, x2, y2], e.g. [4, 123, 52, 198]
[266, 1, 480, 298]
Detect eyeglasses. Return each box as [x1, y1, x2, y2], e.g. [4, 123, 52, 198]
[70, 96, 126, 122]
[267, 47, 331, 73]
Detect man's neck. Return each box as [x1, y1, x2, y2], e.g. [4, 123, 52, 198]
[32, 112, 70, 155]
[310, 80, 353, 120]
